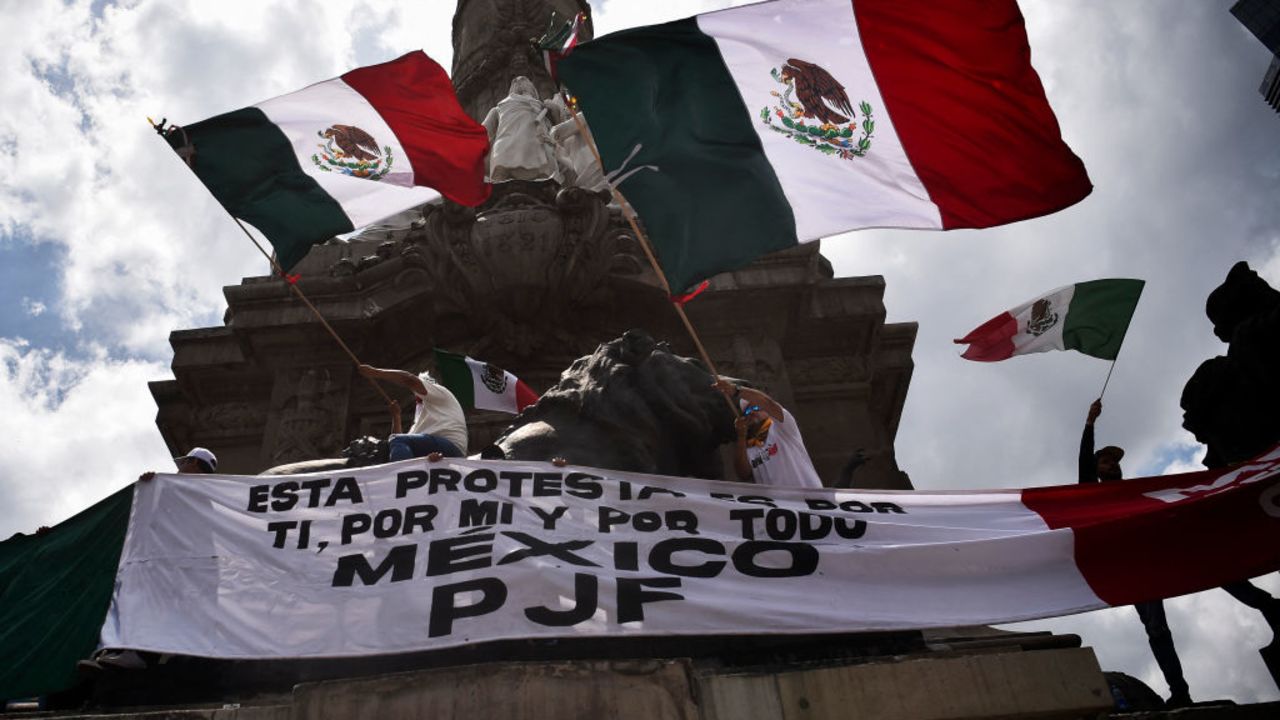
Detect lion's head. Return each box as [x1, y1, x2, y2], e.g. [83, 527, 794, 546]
[491, 330, 737, 478]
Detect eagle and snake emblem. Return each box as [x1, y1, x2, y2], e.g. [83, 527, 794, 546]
[311, 124, 394, 180]
[480, 363, 509, 395]
[760, 58, 874, 161]
[1026, 298, 1060, 336]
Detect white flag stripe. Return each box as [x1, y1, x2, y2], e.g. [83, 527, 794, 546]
[697, 0, 942, 241]
[256, 78, 439, 229]
[1009, 284, 1074, 355]
[463, 356, 520, 413]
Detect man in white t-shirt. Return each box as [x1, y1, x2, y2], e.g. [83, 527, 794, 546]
[358, 364, 468, 460]
[713, 378, 823, 488]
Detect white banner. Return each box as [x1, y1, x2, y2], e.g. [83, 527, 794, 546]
[102, 458, 1105, 659]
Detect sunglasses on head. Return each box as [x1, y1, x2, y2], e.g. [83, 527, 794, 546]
[742, 405, 761, 417]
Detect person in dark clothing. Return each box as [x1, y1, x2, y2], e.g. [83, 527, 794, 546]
[1080, 399, 1192, 708]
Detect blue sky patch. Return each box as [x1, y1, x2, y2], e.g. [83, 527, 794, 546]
[0, 232, 78, 352]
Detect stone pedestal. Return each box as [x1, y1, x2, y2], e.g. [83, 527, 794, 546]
[149, 0, 915, 487]
[150, 220, 913, 489]
[48, 630, 1126, 719]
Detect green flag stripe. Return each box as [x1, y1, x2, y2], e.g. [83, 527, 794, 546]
[558, 18, 797, 291]
[1063, 279, 1145, 360]
[171, 107, 355, 271]
[0, 486, 134, 699]
[433, 349, 476, 408]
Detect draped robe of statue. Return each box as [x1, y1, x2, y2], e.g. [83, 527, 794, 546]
[551, 112, 608, 192]
[482, 77, 565, 182]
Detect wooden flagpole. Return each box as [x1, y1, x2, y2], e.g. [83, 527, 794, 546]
[562, 100, 726, 385]
[227, 217, 404, 432]
[153, 118, 404, 431]
[560, 99, 746, 420]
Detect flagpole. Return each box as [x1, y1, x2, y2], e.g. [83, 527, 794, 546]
[153, 118, 404, 432]
[1097, 337, 1130, 402]
[561, 99, 728, 392]
[1098, 358, 1119, 401]
[226, 218, 404, 433]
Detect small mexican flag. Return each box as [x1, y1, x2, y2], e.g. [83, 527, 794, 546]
[434, 349, 539, 414]
[163, 51, 490, 271]
[537, 11, 587, 83]
[954, 279, 1145, 362]
[557, 0, 1092, 293]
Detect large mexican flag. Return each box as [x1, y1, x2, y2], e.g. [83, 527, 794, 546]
[557, 0, 1092, 292]
[165, 51, 490, 271]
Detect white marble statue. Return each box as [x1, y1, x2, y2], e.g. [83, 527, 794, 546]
[482, 76, 567, 182]
[551, 112, 607, 192]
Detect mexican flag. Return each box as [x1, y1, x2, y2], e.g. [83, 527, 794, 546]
[164, 51, 490, 271]
[538, 11, 587, 83]
[434, 349, 538, 414]
[954, 279, 1145, 362]
[557, 0, 1092, 293]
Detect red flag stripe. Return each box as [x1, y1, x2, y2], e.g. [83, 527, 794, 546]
[953, 311, 1018, 361]
[1022, 445, 1280, 606]
[855, 0, 1092, 228]
[515, 381, 540, 412]
[342, 52, 491, 207]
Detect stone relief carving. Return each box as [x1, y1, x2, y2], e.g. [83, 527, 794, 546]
[393, 184, 645, 358]
[193, 402, 267, 432]
[270, 368, 345, 465]
[787, 356, 870, 386]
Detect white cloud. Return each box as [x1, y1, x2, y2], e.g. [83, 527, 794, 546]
[1006, 573, 1280, 703]
[20, 297, 46, 317]
[1157, 439, 1209, 476]
[0, 338, 171, 538]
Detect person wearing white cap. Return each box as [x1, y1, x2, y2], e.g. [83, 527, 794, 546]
[138, 447, 218, 483]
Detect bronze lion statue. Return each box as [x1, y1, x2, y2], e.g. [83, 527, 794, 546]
[484, 330, 737, 478]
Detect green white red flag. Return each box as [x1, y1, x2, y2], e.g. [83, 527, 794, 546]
[955, 279, 1144, 362]
[537, 11, 587, 83]
[434, 349, 538, 414]
[163, 51, 490, 271]
[557, 0, 1092, 293]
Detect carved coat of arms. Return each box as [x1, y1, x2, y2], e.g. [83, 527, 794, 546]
[312, 124, 393, 180]
[759, 58, 874, 160]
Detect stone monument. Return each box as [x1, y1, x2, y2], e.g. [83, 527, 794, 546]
[149, 0, 914, 492]
[95, 2, 1154, 718]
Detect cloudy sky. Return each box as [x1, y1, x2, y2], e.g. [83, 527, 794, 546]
[3, 0, 1279, 706]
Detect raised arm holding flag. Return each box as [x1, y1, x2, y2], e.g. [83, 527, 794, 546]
[954, 278, 1144, 399]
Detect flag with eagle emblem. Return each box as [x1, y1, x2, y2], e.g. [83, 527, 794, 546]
[161, 51, 490, 271]
[954, 279, 1144, 362]
[433, 349, 538, 415]
[558, 0, 1092, 293]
